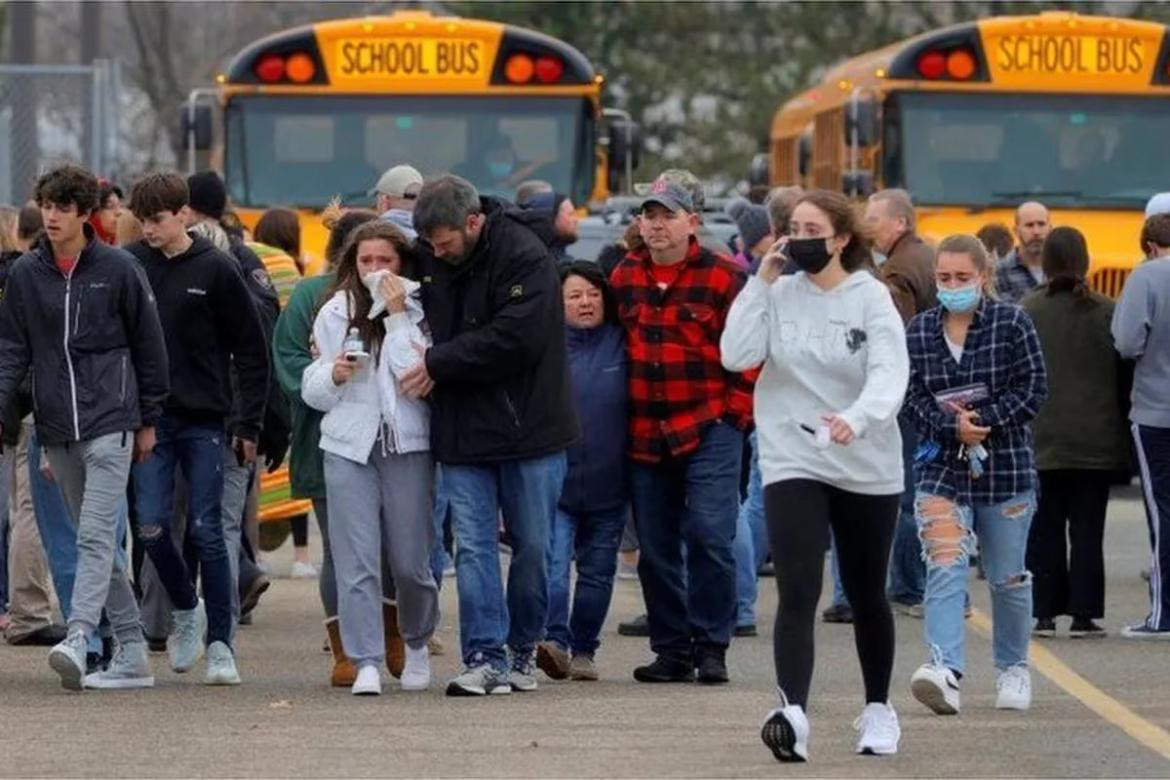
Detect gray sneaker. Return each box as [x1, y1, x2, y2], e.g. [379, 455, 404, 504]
[204, 641, 241, 686]
[84, 641, 154, 689]
[48, 630, 88, 691]
[169, 599, 207, 673]
[446, 663, 512, 696]
[510, 651, 538, 692]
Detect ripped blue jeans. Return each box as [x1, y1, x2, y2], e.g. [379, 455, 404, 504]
[916, 490, 1035, 675]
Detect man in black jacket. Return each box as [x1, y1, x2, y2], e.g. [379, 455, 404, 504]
[126, 172, 269, 687]
[406, 174, 578, 696]
[0, 164, 169, 690]
[517, 191, 580, 266]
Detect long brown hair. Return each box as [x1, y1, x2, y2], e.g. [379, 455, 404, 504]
[325, 220, 416, 359]
[1042, 226, 1090, 298]
[792, 190, 874, 272]
[255, 208, 301, 259]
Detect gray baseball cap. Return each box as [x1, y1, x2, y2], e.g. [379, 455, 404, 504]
[638, 177, 695, 214]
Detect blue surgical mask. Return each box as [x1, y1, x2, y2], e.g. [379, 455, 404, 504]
[488, 161, 513, 180]
[937, 283, 981, 313]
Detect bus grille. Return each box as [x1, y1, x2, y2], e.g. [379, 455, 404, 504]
[1089, 267, 1130, 299]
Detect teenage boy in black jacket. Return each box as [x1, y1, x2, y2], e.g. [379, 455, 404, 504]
[0, 164, 169, 690]
[126, 172, 269, 687]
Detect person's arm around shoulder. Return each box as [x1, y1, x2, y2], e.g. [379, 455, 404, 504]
[121, 260, 170, 462]
[835, 279, 910, 440]
[721, 237, 786, 372]
[302, 301, 352, 412]
[1112, 266, 1152, 359]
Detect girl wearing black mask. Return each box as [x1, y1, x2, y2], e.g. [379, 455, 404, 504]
[722, 190, 908, 762]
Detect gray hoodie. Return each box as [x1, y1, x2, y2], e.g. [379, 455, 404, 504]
[1113, 256, 1170, 427]
[380, 208, 417, 242]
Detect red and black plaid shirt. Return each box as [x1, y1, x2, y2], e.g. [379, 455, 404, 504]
[610, 238, 754, 463]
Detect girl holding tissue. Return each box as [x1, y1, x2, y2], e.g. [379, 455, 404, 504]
[721, 190, 909, 762]
[302, 220, 439, 696]
[903, 234, 1047, 718]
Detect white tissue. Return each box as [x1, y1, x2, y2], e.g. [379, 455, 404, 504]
[364, 270, 422, 321]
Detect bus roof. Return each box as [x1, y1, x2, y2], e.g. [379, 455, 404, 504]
[223, 10, 598, 90]
[771, 11, 1170, 141]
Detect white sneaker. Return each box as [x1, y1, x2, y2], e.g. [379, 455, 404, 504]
[854, 702, 900, 755]
[84, 641, 154, 689]
[401, 643, 431, 691]
[760, 692, 809, 763]
[911, 663, 961, 715]
[289, 561, 318, 579]
[352, 664, 382, 696]
[996, 666, 1031, 710]
[168, 599, 207, 673]
[48, 630, 89, 691]
[204, 641, 241, 686]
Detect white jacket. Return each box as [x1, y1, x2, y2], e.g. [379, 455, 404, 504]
[721, 272, 909, 495]
[302, 290, 430, 464]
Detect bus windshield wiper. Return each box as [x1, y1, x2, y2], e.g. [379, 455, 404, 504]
[990, 190, 1083, 201]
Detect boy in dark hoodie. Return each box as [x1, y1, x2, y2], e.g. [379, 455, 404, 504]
[0, 164, 169, 690]
[126, 172, 269, 686]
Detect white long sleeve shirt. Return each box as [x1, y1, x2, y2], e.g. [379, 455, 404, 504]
[721, 271, 910, 495]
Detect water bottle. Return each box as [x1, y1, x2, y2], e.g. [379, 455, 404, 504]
[343, 327, 367, 360]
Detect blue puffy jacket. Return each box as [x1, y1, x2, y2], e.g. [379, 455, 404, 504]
[559, 323, 628, 514]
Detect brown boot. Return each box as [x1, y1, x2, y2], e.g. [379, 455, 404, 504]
[382, 599, 405, 679]
[324, 617, 357, 687]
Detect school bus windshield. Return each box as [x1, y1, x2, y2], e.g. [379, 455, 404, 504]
[224, 94, 594, 209]
[890, 92, 1170, 209]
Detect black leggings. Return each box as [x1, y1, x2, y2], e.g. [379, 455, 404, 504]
[766, 479, 899, 708]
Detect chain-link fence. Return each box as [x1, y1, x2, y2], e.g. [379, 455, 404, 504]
[0, 60, 124, 205]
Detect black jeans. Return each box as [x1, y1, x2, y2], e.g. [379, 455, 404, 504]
[766, 479, 899, 708]
[1027, 469, 1110, 620]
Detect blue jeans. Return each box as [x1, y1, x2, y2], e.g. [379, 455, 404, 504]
[29, 432, 127, 651]
[132, 415, 233, 647]
[734, 432, 767, 627]
[918, 490, 1036, 674]
[545, 505, 627, 656]
[446, 451, 567, 670]
[630, 422, 742, 658]
[429, 464, 453, 590]
[888, 415, 925, 605]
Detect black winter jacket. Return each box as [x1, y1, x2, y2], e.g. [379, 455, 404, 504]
[0, 228, 170, 445]
[419, 196, 579, 464]
[127, 236, 269, 440]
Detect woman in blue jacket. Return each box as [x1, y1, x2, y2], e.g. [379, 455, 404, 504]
[536, 262, 628, 682]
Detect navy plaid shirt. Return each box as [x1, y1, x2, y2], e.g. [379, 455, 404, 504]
[904, 300, 1048, 505]
[993, 250, 1042, 304]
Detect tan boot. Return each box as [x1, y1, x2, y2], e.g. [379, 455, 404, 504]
[382, 599, 405, 679]
[325, 617, 357, 687]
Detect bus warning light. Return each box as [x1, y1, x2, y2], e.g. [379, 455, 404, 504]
[255, 55, 286, 83]
[286, 54, 316, 83]
[947, 49, 977, 80]
[505, 53, 535, 83]
[916, 50, 946, 79]
[535, 56, 564, 83]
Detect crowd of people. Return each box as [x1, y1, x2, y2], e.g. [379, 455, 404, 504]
[1, 157, 1169, 764]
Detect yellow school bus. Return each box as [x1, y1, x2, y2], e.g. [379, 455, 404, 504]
[767, 11, 1170, 297]
[191, 10, 617, 277]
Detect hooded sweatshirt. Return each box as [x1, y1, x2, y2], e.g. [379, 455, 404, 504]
[1113, 255, 1170, 427]
[721, 271, 909, 494]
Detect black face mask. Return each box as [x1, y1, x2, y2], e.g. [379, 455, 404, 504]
[786, 237, 833, 275]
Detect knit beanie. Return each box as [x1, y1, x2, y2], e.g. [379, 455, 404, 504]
[187, 171, 227, 220]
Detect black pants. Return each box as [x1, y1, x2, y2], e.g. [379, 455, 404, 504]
[766, 479, 898, 708]
[1027, 470, 1110, 620]
[1135, 424, 1170, 631]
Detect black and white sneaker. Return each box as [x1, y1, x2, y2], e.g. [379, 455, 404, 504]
[446, 663, 512, 696]
[1033, 618, 1057, 638]
[1121, 622, 1170, 640]
[1069, 618, 1106, 638]
[910, 663, 961, 715]
[760, 691, 809, 763]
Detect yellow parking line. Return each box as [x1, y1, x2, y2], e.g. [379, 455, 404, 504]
[968, 608, 1170, 761]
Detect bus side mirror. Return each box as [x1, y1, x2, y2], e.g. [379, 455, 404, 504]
[748, 153, 769, 188]
[607, 118, 642, 178]
[845, 96, 879, 148]
[842, 170, 875, 197]
[180, 104, 213, 151]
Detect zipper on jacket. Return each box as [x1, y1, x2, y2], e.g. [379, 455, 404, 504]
[63, 274, 81, 440]
[503, 390, 521, 429]
[119, 355, 127, 403]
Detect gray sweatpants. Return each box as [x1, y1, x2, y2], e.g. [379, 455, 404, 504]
[324, 449, 437, 665]
[45, 432, 142, 645]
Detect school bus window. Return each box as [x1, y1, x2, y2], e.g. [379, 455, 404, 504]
[275, 117, 333, 164]
[365, 116, 465, 175]
[893, 92, 1170, 208]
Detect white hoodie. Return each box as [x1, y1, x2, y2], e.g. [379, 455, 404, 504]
[302, 288, 430, 464]
[721, 272, 909, 495]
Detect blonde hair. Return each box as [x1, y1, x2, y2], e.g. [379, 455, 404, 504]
[936, 234, 997, 298]
[115, 210, 144, 247]
[0, 206, 19, 253]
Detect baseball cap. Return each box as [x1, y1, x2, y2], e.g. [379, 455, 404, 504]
[370, 165, 424, 198]
[638, 177, 695, 214]
[1146, 192, 1170, 218]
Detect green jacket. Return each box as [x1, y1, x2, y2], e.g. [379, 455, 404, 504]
[1021, 285, 1131, 472]
[273, 273, 333, 499]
